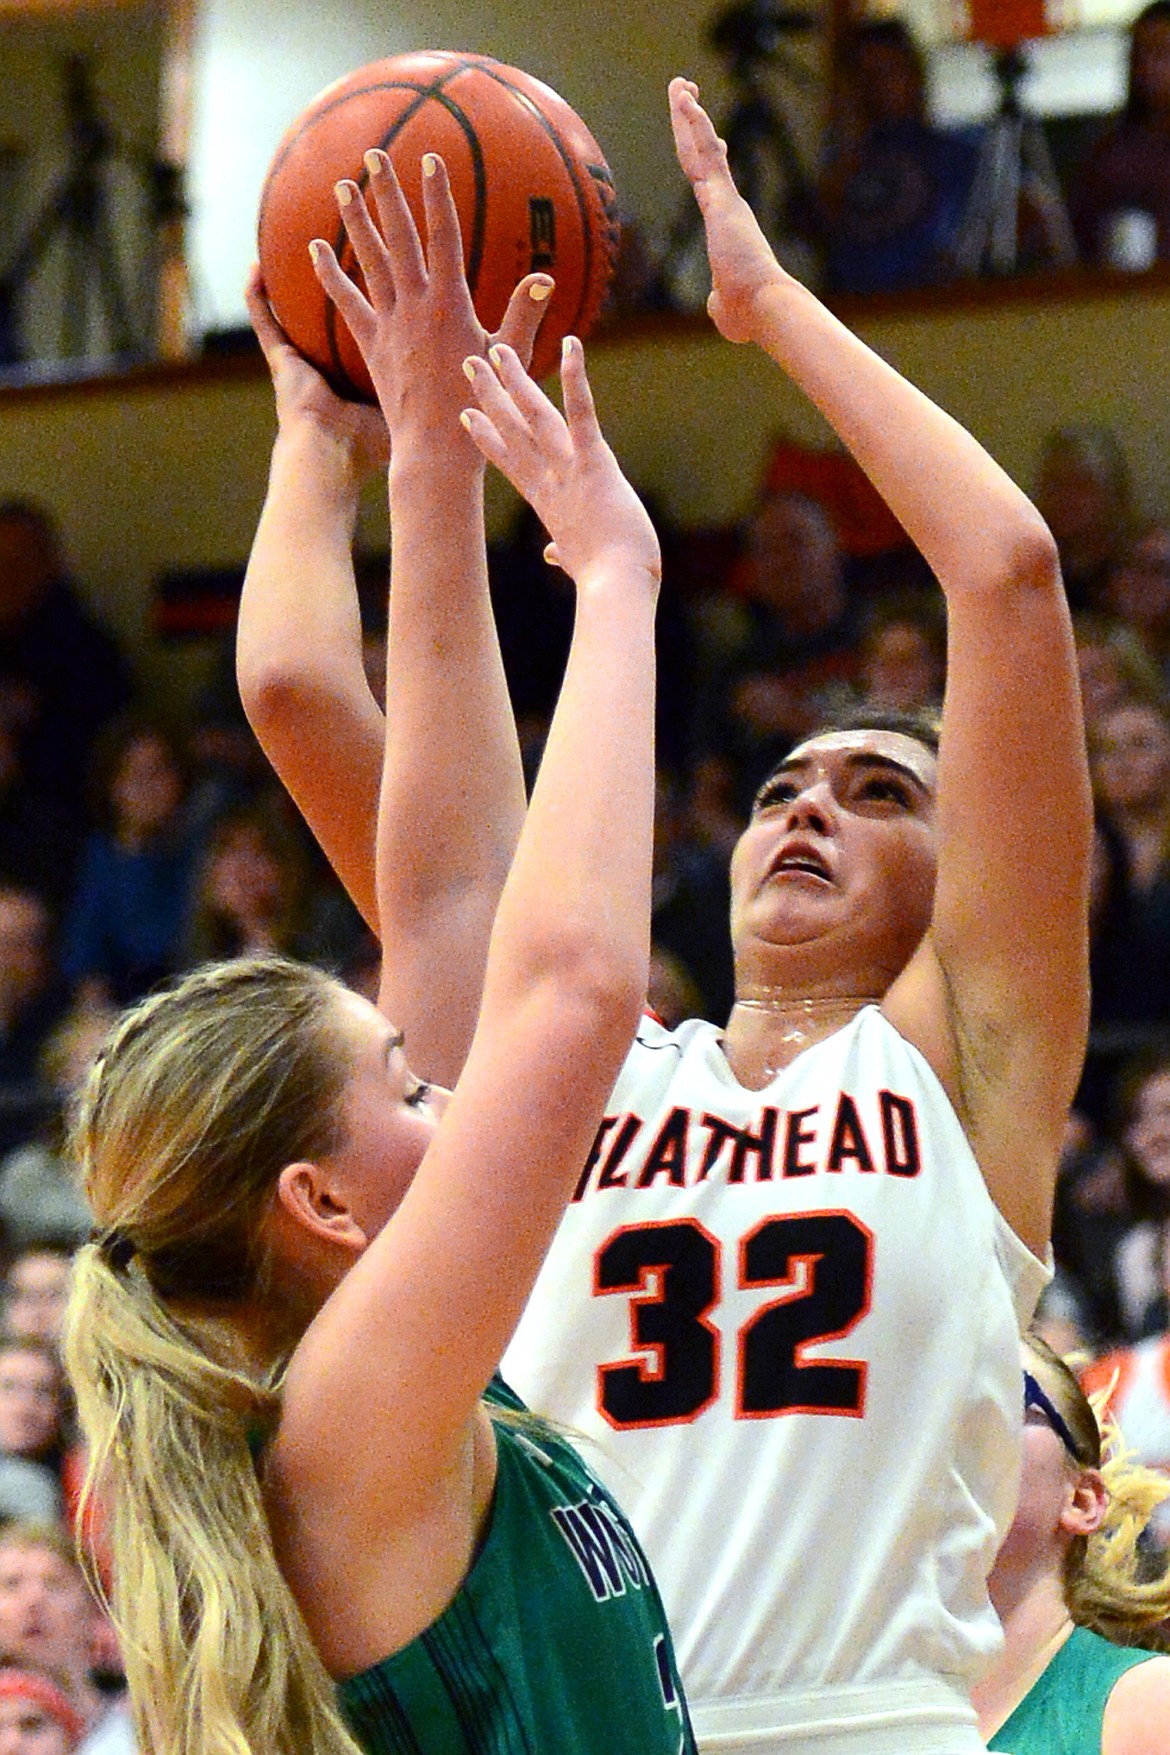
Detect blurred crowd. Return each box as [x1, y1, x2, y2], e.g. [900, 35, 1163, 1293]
[4, 390, 1170, 1735]
[612, 3, 1170, 317]
[1, 395, 1170, 1740]
[3, 17, 1170, 1731]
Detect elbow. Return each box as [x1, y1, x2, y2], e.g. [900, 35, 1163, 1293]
[1001, 510, 1063, 600]
[236, 661, 313, 743]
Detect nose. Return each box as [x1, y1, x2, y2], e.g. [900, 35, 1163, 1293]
[783, 777, 836, 833]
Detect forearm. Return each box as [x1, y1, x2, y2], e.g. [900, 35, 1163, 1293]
[239, 425, 371, 709]
[483, 563, 657, 1014]
[378, 441, 525, 919]
[239, 424, 384, 927]
[749, 277, 1056, 598]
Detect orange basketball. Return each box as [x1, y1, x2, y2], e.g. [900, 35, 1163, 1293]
[257, 50, 620, 399]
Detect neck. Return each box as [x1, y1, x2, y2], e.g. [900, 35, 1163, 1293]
[972, 1569, 1073, 1739]
[722, 992, 877, 1087]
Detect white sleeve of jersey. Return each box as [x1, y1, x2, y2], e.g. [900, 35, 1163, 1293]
[992, 1208, 1052, 1331]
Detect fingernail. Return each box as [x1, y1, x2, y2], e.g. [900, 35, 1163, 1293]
[459, 411, 472, 430]
[364, 149, 384, 177]
[308, 239, 323, 263]
[488, 345, 503, 368]
[562, 335, 575, 359]
[335, 181, 353, 206]
[529, 280, 553, 301]
[422, 153, 437, 178]
[462, 358, 478, 382]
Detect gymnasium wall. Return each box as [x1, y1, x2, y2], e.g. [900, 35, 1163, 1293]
[1, 272, 1166, 707]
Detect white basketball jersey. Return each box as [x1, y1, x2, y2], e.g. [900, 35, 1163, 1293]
[504, 1008, 1048, 1750]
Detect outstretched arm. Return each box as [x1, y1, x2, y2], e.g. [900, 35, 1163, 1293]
[240, 161, 551, 1085]
[277, 343, 661, 1652]
[670, 79, 1091, 1253]
[310, 156, 552, 1083]
[238, 268, 387, 931]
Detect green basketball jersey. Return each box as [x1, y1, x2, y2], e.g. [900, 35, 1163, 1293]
[988, 1625, 1156, 1755]
[337, 1377, 696, 1755]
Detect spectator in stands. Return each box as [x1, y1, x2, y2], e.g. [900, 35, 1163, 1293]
[976, 1333, 1170, 1751]
[1104, 1044, 1170, 1339]
[0, 1526, 133, 1755]
[1088, 695, 1170, 1037]
[1091, 691, 1170, 902]
[0, 504, 132, 812]
[0, 890, 69, 1160]
[0, 1664, 84, 1754]
[1052, 1102, 1131, 1348]
[1071, 0, 1170, 269]
[60, 719, 199, 1007]
[0, 1003, 102, 1256]
[0, 1336, 67, 1525]
[695, 486, 864, 824]
[1034, 425, 1134, 612]
[650, 767, 735, 1024]
[1102, 520, 1170, 686]
[4, 1246, 75, 1351]
[817, 17, 976, 295]
[182, 800, 312, 966]
[1075, 611, 1166, 738]
[849, 588, 947, 716]
[1077, 803, 1170, 1138]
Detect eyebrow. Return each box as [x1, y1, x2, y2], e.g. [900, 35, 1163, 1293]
[762, 752, 933, 797]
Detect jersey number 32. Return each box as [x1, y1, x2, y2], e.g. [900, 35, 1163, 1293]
[594, 1211, 873, 1428]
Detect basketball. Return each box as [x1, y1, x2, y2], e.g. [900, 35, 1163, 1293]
[257, 51, 620, 398]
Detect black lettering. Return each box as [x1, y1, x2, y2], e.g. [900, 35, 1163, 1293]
[729, 1107, 778, 1183]
[782, 1107, 819, 1177]
[598, 1115, 644, 1189]
[529, 196, 556, 270]
[697, 1114, 739, 1181]
[636, 1107, 690, 1188]
[880, 1091, 921, 1177]
[826, 1094, 875, 1173]
[574, 1116, 617, 1201]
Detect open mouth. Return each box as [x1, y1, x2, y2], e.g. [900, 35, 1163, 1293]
[769, 842, 832, 883]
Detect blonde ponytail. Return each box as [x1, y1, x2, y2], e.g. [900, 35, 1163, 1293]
[63, 957, 370, 1755]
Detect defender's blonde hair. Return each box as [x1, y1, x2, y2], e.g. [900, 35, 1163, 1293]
[63, 955, 368, 1755]
[1026, 1333, 1170, 1648]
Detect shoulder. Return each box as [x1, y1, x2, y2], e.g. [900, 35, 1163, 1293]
[1102, 1652, 1170, 1755]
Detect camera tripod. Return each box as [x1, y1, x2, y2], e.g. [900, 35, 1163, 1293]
[655, 1, 819, 307]
[0, 56, 184, 368]
[952, 44, 1076, 277]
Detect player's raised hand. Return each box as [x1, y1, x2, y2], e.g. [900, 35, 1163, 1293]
[461, 339, 660, 591]
[307, 151, 551, 452]
[668, 76, 789, 345]
[245, 264, 389, 477]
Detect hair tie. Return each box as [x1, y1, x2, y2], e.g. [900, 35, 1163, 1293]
[94, 1227, 136, 1273]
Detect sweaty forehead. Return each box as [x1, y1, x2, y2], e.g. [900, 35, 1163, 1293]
[784, 730, 937, 791]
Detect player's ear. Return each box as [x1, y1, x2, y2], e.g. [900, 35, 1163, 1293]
[1060, 1467, 1107, 1539]
[274, 1161, 368, 1255]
